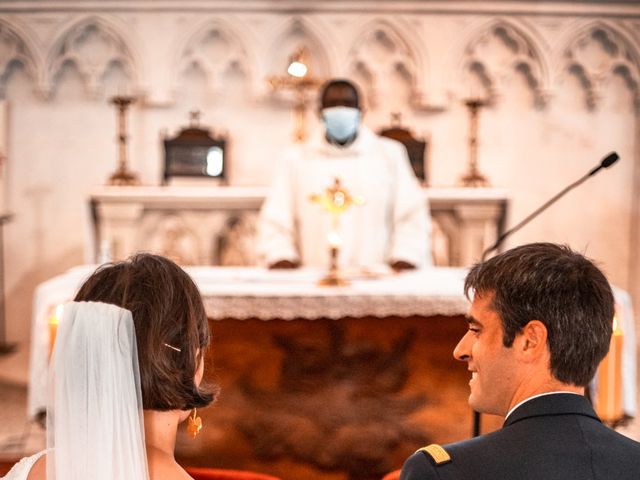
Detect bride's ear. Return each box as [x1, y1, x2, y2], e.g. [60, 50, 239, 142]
[194, 349, 204, 387]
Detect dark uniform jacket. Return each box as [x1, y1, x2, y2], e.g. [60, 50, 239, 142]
[401, 393, 640, 479]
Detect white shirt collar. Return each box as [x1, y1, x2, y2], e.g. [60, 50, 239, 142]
[505, 391, 583, 420]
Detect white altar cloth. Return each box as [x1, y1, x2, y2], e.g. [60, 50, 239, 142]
[194, 266, 470, 320]
[27, 265, 636, 419]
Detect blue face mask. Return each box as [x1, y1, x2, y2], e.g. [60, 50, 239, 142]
[322, 106, 361, 142]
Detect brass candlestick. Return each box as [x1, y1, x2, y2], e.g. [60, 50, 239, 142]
[460, 99, 490, 187]
[310, 177, 363, 287]
[268, 47, 323, 142]
[108, 95, 140, 186]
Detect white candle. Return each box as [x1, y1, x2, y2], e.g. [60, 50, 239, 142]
[596, 313, 623, 422]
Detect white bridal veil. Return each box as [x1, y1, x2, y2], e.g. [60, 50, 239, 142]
[46, 301, 149, 480]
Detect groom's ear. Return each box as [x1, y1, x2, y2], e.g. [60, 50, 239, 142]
[514, 319, 548, 364]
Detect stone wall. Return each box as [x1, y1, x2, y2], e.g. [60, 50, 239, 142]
[0, 1, 639, 343]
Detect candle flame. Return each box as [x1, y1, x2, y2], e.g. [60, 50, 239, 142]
[287, 61, 308, 78]
[48, 303, 65, 359]
[48, 303, 64, 330]
[50, 303, 64, 326]
[328, 231, 342, 247]
[612, 314, 623, 336]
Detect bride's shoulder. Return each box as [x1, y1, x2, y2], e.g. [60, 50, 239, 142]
[1, 450, 47, 480]
[148, 459, 193, 480]
[147, 449, 193, 480]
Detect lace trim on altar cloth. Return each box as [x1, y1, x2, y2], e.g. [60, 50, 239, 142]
[204, 294, 469, 320]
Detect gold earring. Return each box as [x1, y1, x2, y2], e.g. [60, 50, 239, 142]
[187, 408, 202, 438]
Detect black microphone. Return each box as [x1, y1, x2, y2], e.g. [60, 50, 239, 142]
[588, 151, 620, 176]
[481, 151, 620, 262]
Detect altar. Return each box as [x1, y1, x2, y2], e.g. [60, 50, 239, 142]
[27, 266, 637, 480]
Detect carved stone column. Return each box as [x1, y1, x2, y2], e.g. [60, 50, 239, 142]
[453, 204, 504, 266]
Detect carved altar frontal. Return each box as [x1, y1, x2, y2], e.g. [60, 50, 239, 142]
[175, 315, 494, 480]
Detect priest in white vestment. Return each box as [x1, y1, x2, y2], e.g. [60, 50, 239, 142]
[258, 79, 432, 270]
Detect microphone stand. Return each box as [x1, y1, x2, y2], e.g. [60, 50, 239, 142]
[471, 151, 619, 437]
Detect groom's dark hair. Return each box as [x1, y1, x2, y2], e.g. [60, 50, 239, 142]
[464, 242, 614, 386]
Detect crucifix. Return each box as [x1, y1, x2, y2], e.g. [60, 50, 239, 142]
[189, 109, 202, 127]
[267, 47, 323, 142]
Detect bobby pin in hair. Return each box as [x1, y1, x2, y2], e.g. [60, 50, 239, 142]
[164, 343, 181, 352]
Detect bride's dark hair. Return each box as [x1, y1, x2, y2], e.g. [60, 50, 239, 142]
[74, 253, 217, 410]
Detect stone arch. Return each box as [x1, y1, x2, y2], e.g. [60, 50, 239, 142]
[0, 19, 42, 98]
[172, 17, 255, 98]
[455, 17, 550, 108]
[555, 21, 640, 110]
[346, 18, 428, 109]
[45, 15, 140, 99]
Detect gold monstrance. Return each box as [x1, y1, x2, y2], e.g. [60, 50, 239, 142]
[108, 96, 140, 186]
[310, 177, 363, 286]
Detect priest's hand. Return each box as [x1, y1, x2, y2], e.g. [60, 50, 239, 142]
[269, 259, 300, 269]
[390, 260, 416, 271]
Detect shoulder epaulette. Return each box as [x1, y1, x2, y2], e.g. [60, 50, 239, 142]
[416, 443, 452, 466]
